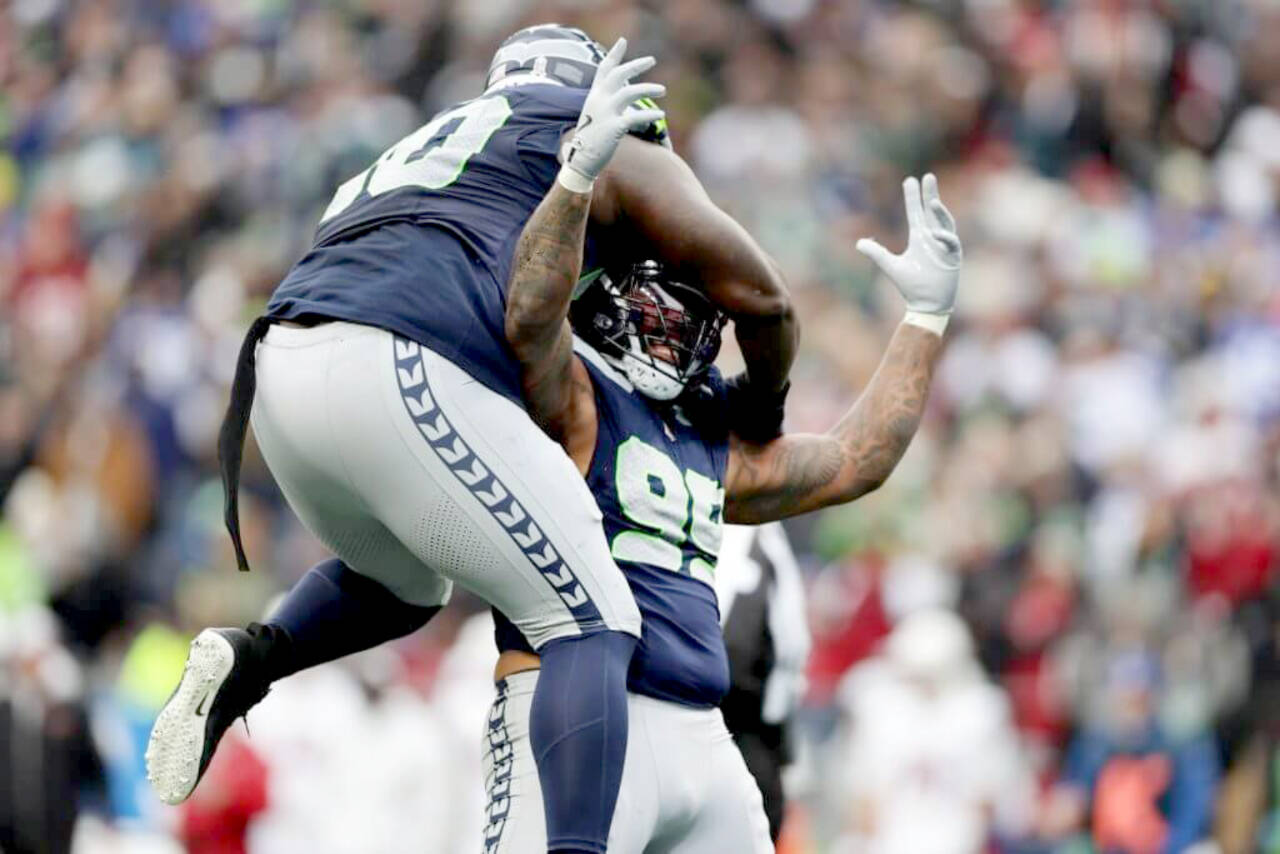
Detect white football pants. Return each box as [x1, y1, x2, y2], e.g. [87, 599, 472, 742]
[482, 671, 774, 854]
[250, 321, 641, 646]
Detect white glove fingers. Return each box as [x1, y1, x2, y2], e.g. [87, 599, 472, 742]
[902, 176, 926, 232]
[597, 38, 628, 77]
[856, 237, 897, 273]
[929, 198, 957, 233]
[930, 228, 961, 256]
[562, 38, 666, 184]
[922, 172, 941, 204]
[922, 174, 958, 232]
[608, 54, 657, 87]
[622, 109, 665, 133]
[867, 173, 963, 316]
[928, 198, 957, 235]
[612, 82, 666, 111]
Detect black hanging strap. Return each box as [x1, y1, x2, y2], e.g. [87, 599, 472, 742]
[218, 316, 273, 572]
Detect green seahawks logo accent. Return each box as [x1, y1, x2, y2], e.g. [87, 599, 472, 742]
[572, 267, 605, 300]
[630, 98, 670, 140]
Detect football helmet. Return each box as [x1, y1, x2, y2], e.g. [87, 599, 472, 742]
[486, 24, 671, 149]
[486, 24, 606, 91]
[571, 261, 725, 401]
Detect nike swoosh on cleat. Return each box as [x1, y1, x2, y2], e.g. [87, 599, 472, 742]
[194, 684, 216, 717]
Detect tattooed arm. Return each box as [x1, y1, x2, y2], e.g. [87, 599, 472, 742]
[724, 323, 943, 523]
[505, 40, 663, 471]
[725, 174, 962, 523]
[504, 182, 599, 472]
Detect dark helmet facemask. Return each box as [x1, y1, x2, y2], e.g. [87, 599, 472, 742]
[571, 261, 726, 401]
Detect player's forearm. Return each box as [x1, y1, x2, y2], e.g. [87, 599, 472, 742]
[727, 174, 961, 521]
[725, 322, 943, 524]
[505, 183, 591, 364]
[824, 173, 958, 491]
[825, 321, 943, 498]
[692, 234, 797, 396]
[734, 308, 798, 394]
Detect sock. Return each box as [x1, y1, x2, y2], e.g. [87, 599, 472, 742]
[530, 630, 638, 854]
[255, 558, 440, 682]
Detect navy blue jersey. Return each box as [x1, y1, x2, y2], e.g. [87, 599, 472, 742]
[496, 340, 733, 708]
[266, 84, 588, 403]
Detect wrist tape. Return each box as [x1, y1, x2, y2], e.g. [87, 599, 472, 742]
[902, 309, 950, 336]
[556, 165, 595, 194]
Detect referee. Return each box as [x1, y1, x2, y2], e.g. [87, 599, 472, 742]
[716, 523, 811, 842]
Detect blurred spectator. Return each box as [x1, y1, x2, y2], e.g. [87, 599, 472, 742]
[0, 0, 1277, 849]
[0, 606, 104, 854]
[1216, 590, 1280, 854]
[178, 735, 268, 854]
[830, 609, 1035, 854]
[243, 608, 493, 854]
[1042, 652, 1219, 854]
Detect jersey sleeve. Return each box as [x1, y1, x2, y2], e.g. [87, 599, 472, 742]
[510, 85, 587, 177]
[514, 121, 571, 186]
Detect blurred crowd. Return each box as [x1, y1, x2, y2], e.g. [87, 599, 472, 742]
[2, 0, 1279, 852]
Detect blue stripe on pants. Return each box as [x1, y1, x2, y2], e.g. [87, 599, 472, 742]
[392, 336, 604, 630]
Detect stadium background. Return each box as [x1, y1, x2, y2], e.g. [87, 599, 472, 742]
[3, 0, 1279, 852]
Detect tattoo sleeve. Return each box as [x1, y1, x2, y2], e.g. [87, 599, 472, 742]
[725, 322, 944, 524]
[504, 183, 592, 442]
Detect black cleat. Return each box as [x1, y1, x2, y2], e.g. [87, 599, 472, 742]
[146, 628, 270, 805]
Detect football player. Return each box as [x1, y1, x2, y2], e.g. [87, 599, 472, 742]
[480, 158, 963, 851]
[147, 29, 797, 854]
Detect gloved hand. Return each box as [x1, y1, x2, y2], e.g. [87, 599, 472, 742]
[559, 38, 666, 192]
[856, 173, 962, 331]
[724, 373, 790, 444]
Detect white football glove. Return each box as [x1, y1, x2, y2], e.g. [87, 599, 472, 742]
[559, 38, 666, 192]
[856, 174, 962, 328]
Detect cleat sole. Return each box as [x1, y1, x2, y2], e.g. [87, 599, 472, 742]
[145, 630, 236, 805]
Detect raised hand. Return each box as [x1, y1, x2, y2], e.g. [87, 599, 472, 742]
[856, 173, 962, 320]
[560, 38, 666, 191]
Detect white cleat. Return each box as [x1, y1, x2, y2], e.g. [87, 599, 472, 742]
[145, 628, 267, 805]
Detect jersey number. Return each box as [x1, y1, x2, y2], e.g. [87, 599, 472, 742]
[612, 437, 724, 577]
[319, 96, 514, 224]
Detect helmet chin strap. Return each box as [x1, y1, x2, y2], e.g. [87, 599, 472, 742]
[599, 347, 686, 401]
[623, 359, 684, 401]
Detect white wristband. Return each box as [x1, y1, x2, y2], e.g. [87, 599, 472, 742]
[556, 166, 595, 194]
[902, 309, 950, 336]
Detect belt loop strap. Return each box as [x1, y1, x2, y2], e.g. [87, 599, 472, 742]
[218, 316, 273, 572]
